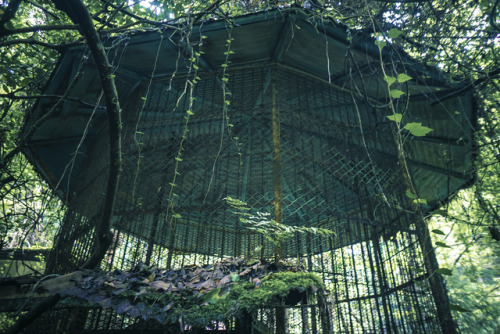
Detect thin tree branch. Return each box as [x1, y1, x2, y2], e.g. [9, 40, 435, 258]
[25, 0, 60, 20]
[0, 67, 84, 184]
[0, 93, 105, 109]
[0, 99, 13, 123]
[0, 24, 79, 37]
[96, 1, 125, 32]
[0, 37, 71, 51]
[51, 0, 122, 270]
[101, 0, 166, 26]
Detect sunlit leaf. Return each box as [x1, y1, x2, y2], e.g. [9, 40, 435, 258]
[386, 113, 403, 123]
[390, 89, 406, 98]
[404, 122, 433, 136]
[397, 73, 412, 83]
[413, 198, 428, 205]
[384, 75, 397, 86]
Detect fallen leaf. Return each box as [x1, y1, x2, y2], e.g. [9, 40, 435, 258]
[200, 280, 214, 289]
[150, 280, 171, 291]
[163, 302, 174, 312]
[239, 267, 252, 277]
[219, 275, 231, 286]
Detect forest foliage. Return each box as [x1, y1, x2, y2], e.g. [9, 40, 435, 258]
[0, 0, 499, 332]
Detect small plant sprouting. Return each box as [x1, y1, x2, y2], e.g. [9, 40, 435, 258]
[224, 197, 335, 262]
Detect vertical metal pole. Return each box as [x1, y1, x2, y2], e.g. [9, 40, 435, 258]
[272, 80, 287, 334]
[415, 216, 457, 333]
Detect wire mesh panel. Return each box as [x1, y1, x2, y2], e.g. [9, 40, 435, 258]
[55, 65, 406, 265]
[39, 64, 444, 332]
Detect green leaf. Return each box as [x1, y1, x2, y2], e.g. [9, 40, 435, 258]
[388, 28, 404, 39]
[413, 198, 428, 205]
[397, 73, 412, 83]
[431, 229, 446, 235]
[406, 189, 417, 199]
[386, 113, 403, 123]
[432, 209, 448, 217]
[375, 39, 386, 50]
[435, 242, 451, 249]
[172, 213, 182, 219]
[186, 109, 194, 116]
[230, 273, 240, 282]
[436, 268, 453, 276]
[390, 89, 406, 98]
[384, 75, 397, 86]
[204, 288, 221, 304]
[449, 303, 470, 312]
[106, 74, 116, 79]
[404, 122, 433, 136]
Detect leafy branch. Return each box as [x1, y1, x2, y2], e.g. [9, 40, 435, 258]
[225, 197, 335, 261]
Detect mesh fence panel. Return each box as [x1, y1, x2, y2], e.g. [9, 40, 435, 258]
[44, 64, 441, 332]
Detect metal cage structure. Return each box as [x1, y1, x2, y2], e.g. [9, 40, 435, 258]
[13, 8, 476, 333]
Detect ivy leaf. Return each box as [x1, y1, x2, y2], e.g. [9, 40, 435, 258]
[404, 122, 433, 136]
[397, 73, 412, 83]
[386, 113, 403, 123]
[436, 268, 453, 276]
[388, 28, 404, 39]
[384, 75, 397, 86]
[390, 89, 406, 98]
